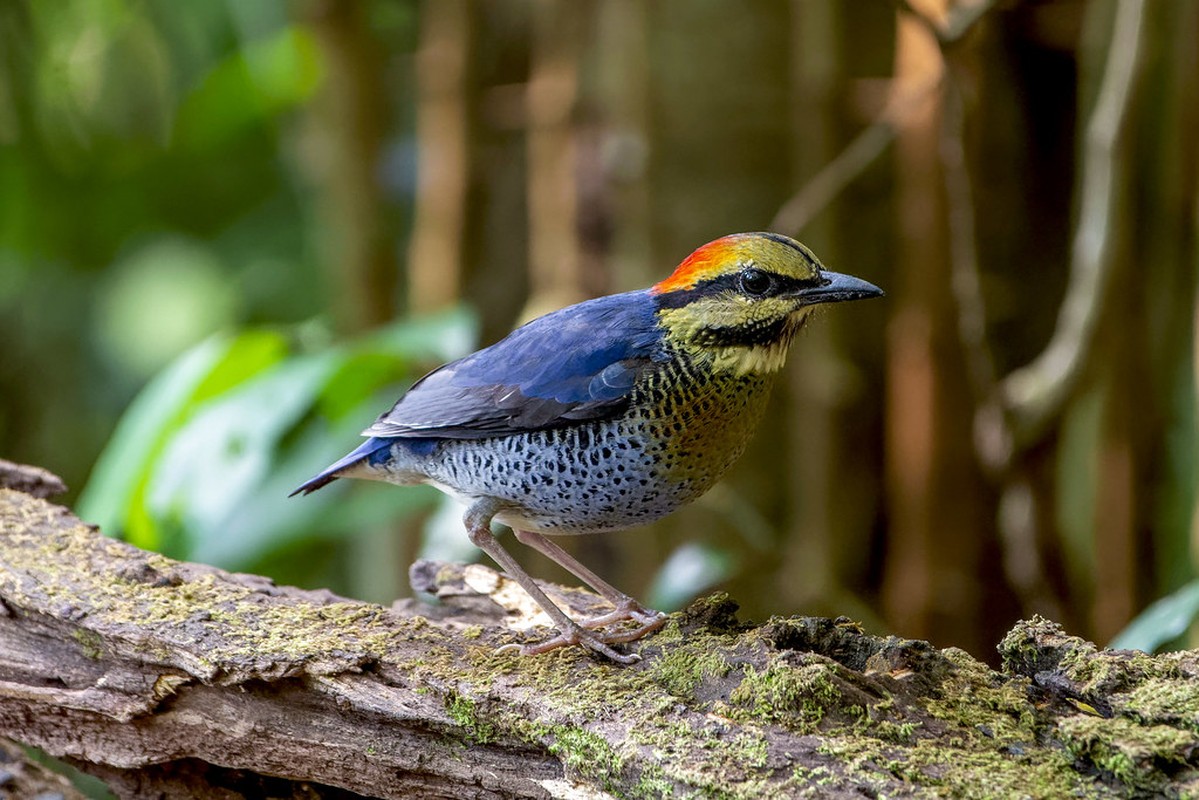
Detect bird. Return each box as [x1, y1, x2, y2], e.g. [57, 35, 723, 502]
[292, 232, 882, 663]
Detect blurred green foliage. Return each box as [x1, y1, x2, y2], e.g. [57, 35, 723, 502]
[77, 308, 475, 584]
[0, 0, 339, 494]
[0, 0, 429, 598]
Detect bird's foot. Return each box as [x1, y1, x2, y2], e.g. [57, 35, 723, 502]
[502, 604, 668, 662]
[498, 621, 644, 665]
[589, 612, 669, 644]
[579, 600, 669, 635]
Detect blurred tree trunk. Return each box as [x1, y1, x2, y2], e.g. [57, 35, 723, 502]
[1089, 1, 1199, 643]
[966, 4, 1081, 635]
[521, 0, 601, 589]
[777, 1, 889, 625]
[1134, 1, 1199, 614]
[594, 0, 652, 293]
[993, 0, 1158, 645]
[400, 0, 474, 591]
[778, 0, 842, 613]
[1141, 1, 1199, 614]
[523, 0, 587, 318]
[881, 1, 992, 654]
[306, 0, 397, 332]
[408, 0, 470, 312]
[1074, 0, 1142, 647]
[459, 1, 530, 345]
[574, 0, 654, 594]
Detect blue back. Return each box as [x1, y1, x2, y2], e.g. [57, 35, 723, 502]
[363, 290, 666, 439]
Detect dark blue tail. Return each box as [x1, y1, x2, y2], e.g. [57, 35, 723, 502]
[289, 437, 395, 497]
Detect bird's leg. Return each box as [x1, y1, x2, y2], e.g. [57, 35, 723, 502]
[513, 529, 668, 641]
[463, 500, 639, 664]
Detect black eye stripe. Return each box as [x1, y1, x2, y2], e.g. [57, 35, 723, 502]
[693, 316, 790, 347]
[653, 269, 825, 309]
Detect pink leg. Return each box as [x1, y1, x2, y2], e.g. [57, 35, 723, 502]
[463, 501, 640, 663]
[513, 529, 668, 641]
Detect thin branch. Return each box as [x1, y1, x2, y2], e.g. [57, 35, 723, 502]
[407, 0, 470, 312]
[305, 0, 396, 333]
[770, 89, 926, 234]
[1000, 0, 1148, 445]
[940, 79, 1005, 463]
[771, 0, 999, 236]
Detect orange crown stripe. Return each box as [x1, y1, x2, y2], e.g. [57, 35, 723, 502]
[651, 235, 745, 295]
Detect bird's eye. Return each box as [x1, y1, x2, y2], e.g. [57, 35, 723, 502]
[738, 268, 774, 297]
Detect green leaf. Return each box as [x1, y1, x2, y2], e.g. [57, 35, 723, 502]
[79, 307, 477, 572]
[319, 351, 411, 422]
[362, 305, 477, 364]
[311, 308, 474, 421]
[1108, 579, 1199, 653]
[76, 330, 287, 545]
[77, 337, 224, 534]
[146, 352, 337, 558]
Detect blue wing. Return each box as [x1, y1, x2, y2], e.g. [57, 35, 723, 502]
[363, 290, 665, 439]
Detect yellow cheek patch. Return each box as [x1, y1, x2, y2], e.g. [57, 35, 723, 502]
[656, 302, 811, 376]
[658, 293, 792, 331]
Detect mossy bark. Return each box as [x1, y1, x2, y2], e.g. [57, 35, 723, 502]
[0, 466, 1196, 799]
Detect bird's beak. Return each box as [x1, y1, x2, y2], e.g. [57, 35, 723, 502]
[794, 271, 884, 305]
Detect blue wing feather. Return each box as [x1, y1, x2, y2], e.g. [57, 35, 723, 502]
[363, 290, 664, 439]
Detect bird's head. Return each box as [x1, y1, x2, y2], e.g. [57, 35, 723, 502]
[651, 232, 882, 375]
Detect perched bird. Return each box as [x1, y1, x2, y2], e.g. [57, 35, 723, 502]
[293, 232, 881, 663]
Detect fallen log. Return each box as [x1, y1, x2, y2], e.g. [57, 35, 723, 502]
[0, 464, 1196, 798]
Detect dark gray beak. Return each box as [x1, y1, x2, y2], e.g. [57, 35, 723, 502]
[797, 270, 884, 305]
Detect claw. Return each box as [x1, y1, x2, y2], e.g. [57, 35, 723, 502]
[579, 601, 668, 633]
[498, 621, 643, 665]
[522, 635, 639, 663]
[591, 615, 668, 644]
[494, 601, 668, 663]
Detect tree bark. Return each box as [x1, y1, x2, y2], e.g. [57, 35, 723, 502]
[1, 466, 1197, 799]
